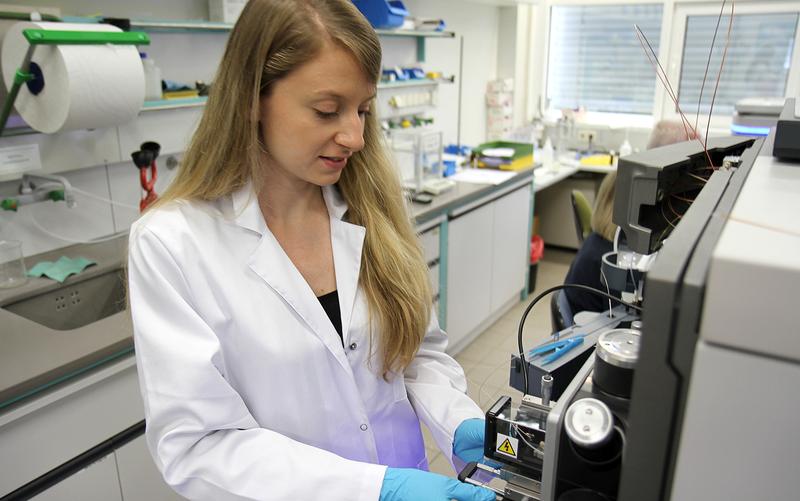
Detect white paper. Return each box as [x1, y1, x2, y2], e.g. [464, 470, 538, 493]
[2, 22, 145, 133]
[0, 144, 41, 175]
[449, 169, 516, 185]
[481, 147, 515, 158]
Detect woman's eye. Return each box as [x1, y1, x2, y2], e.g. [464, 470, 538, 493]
[315, 110, 338, 119]
[358, 109, 371, 117]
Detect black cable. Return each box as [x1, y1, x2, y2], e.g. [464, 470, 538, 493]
[517, 284, 644, 396]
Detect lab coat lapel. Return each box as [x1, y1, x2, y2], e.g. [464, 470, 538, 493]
[248, 230, 342, 350]
[323, 186, 365, 346]
[235, 184, 363, 370]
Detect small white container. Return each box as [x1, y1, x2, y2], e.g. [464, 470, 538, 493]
[140, 53, 162, 101]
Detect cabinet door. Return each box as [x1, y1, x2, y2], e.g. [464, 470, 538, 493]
[490, 187, 531, 314]
[116, 435, 183, 501]
[32, 454, 121, 501]
[446, 202, 494, 349]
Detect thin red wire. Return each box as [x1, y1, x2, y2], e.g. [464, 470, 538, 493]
[634, 25, 714, 168]
[695, 0, 728, 137]
[705, 1, 735, 152]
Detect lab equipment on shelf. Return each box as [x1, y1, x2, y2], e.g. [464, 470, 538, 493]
[389, 128, 443, 194]
[140, 52, 162, 101]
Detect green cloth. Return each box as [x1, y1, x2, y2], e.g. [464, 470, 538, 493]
[27, 256, 96, 283]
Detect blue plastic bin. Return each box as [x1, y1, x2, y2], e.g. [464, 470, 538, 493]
[353, 0, 409, 29]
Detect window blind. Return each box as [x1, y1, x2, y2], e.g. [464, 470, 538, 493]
[547, 4, 664, 114]
[678, 12, 799, 117]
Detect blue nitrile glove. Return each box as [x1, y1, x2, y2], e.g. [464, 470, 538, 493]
[379, 467, 495, 501]
[453, 418, 486, 464]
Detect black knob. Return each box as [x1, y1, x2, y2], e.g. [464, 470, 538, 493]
[140, 141, 161, 160]
[131, 150, 154, 169]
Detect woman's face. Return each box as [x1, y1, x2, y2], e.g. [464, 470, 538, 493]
[259, 41, 375, 188]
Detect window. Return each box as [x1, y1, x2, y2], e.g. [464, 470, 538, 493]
[546, 3, 664, 115]
[677, 12, 799, 117]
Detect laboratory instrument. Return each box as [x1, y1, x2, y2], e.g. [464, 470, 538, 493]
[458, 129, 800, 499]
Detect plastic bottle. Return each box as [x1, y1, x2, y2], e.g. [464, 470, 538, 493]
[541, 136, 555, 169]
[140, 52, 162, 101]
[619, 138, 633, 157]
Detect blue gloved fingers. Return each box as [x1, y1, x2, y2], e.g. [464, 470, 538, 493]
[380, 467, 495, 501]
[453, 418, 486, 464]
[446, 478, 497, 501]
[456, 445, 485, 464]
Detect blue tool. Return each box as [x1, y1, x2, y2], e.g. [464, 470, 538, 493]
[528, 336, 585, 365]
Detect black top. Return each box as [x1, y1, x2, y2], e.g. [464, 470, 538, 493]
[563, 232, 620, 314]
[317, 290, 343, 343]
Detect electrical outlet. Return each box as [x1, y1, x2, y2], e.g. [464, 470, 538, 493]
[578, 130, 597, 143]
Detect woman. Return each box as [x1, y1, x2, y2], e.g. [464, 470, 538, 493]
[127, 1, 494, 500]
[562, 170, 619, 314]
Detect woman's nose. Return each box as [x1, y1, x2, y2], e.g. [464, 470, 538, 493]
[335, 113, 365, 152]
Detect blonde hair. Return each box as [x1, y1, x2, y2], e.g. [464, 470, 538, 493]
[591, 171, 618, 241]
[153, 0, 430, 378]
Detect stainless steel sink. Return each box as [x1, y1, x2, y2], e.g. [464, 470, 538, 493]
[4, 269, 127, 331]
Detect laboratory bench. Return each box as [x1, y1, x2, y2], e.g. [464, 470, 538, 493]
[532, 156, 617, 250]
[0, 167, 535, 499]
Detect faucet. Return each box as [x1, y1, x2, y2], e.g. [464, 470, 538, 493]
[0, 173, 76, 211]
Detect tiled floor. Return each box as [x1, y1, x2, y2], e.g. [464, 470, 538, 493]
[424, 247, 576, 477]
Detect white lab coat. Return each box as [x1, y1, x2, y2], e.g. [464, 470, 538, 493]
[127, 184, 483, 501]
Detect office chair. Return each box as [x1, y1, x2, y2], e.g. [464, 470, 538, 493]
[570, 190, 592, 245]
[550, 289, 575, 333]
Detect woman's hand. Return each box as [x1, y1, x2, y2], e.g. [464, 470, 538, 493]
[379, 467, 495, 501]
[453, 418, 486, 464]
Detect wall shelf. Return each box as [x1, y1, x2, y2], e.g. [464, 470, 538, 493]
[378, 77, 454, 90]
[141, 97, 208, 111]
[375, 29, 455, 38]
[62, 16, 233, 33]
[129, 19, 233, 33]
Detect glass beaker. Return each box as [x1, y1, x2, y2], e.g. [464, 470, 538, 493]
[0, 240, 27, 288]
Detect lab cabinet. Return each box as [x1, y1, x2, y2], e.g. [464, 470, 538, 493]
[489, 187, 531, 313]
[0, 358, 143, 497]
[446, 185, 530, 353]
[31, 454, 122, 501]
[446, 202, 495, 349]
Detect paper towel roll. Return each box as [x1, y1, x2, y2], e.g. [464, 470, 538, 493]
[1, 22, 145, 133]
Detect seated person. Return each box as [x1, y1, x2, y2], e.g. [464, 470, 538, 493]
[562, 120, 699, 314]
[563, 172, 619, 314]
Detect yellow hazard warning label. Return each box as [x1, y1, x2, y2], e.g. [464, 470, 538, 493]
[495, 433, 518, 458]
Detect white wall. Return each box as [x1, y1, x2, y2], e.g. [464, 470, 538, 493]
[402, 0, 501, 146]
[0, 0, 507, 257]
[0, 1, 215, 256]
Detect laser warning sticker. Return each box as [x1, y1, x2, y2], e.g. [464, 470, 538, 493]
[495, 433, 518, 458]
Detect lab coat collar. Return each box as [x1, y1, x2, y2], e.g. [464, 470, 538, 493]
[231, 183, 267, 235]
[238, 182, 366, 372]
[231, 183, 349, 231]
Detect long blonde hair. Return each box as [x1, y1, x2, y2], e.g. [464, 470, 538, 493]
[591, 171, 618, 241]
[156, 0, 431, 378]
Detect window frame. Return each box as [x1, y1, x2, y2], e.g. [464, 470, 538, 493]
[538, 0, 673, 127]
[529, 0, 800, 132]
[663, 0, 800, 132]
